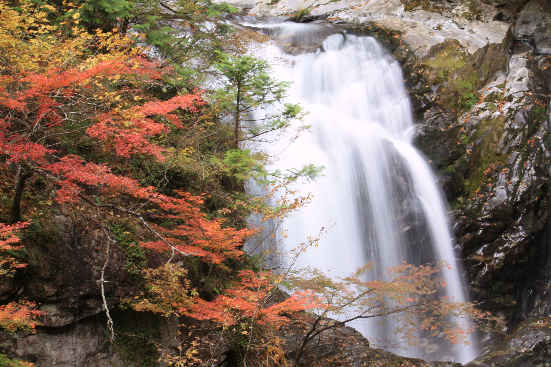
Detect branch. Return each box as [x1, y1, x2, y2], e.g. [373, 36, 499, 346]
[31, 166, 192, 262]
[307, 303, 420, 343]
[294, 311, 326, 364]
[99, 227, 115, 343]
[80, 195, 193, 261]
[159, 2, 177, 13]
[238, 127, 284, 142]
[294, 303, 420, 363]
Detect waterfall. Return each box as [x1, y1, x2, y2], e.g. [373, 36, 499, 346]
[245, 22, 478, 364]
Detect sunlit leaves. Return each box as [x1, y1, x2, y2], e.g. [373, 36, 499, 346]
[0, 222, 29, 277]
[184, 270, 318, 327]
[126, 263, 197, 316]
[0, 301, 40, 333]
[0, 222, 40, 333]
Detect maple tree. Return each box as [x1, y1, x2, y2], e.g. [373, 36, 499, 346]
[185, 270, 317, 327]
[270, 254, 502, 365]
[0, 221, 40, 335]
[0, 4, 320, 364]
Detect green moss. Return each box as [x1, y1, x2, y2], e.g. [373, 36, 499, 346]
[400, 0, 443, 12]
[113, 311, 161, 367]
[463, 116, 507, 196]
[289, 7, 311, 22]
[530, 103, 548, 124]
[458, 85, 478, 111]
[423, 41, 480, 113]
[424, 47, 466, 72]
[401, 0, 482, 19]
[22, 216, 62, 280]
[110, 223, 146, 279]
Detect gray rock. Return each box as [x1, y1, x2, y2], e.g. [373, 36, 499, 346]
[514, 0, 551, 55]
[230, 0, 511, 58]
[1, 318, 122, 367]
[468, 319, 551, 367]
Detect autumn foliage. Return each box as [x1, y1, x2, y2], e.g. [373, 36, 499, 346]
[0, 221, 40, 333]
[0, 3, 317, 358]
[185, 270, 318, 327]
[0, 222, 29, 276]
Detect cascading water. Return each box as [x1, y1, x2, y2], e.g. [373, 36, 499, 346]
[244, 21, 478, 364]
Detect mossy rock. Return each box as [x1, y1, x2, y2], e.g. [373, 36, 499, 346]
[113, 310, 161, 367]
[463, 116, 507, 196]
[420, 39, 509, 114]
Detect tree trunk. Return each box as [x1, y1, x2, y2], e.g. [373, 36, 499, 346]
[234, 82, 241, 149]
[10, 164, 31, 224]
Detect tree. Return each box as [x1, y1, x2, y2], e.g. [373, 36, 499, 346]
[273, 257, 502, 365]
[214, 54, 302, 148]
[0, 4, 318, 354]
[76, 0, 238, 87]
[80, 0, 135, 32]
[0, 221, 40, 334]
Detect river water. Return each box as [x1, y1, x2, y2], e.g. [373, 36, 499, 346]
[244, 21, 478, 364]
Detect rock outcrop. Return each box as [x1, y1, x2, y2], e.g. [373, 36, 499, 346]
[409, 0, 551, 331]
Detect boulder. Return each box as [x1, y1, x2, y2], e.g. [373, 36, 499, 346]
[468, 318, 551, 367]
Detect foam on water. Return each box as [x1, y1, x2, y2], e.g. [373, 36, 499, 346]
[246, 23, 478, 363]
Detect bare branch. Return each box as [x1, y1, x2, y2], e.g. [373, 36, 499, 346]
[99, 227, 115, 343]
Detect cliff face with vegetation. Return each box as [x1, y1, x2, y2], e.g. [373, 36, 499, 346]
[417, 2, 551, 365]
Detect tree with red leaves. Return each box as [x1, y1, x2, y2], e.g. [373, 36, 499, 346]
[0, 221, 40, 334]
[0, 49, 319, 348]
[0, 2, 323, 366]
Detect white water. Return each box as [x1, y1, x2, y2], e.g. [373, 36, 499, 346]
[246, 22, 478, 364]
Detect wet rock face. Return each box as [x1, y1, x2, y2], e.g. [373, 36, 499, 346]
[513, 0, 551, 55]
[404, 2, 551, 358]
[0, 316, 123, 367]
[450, 27, 550, 324]
[9, 215, 139, 328]
[467, 318, 551, 367]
